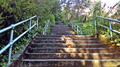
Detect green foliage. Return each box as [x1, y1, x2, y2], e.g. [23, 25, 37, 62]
[93, 2, 101, 19]
[0, 0, 62, 66]
[0, 0, 36, 66]
[34, 0, 55, 20]
[75, 21, 94, 35]
[52, 0, 63, 21]
[48, 14, 55, 24]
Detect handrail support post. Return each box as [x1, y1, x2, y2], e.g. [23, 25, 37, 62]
[81, 30, 83, 35]
[29, 19, 32, 32]
[8, 26, 14, 67]
[43, 19, 50, 35]
[109, 20, 112, 40]
[37, 17, 39, 29]
[95, 19, 97, 33]
[77, 26, 78, 35]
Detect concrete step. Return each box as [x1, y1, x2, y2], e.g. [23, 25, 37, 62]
[49, 33, 75, 35]
[24, 53, 120, 59]
[21, 59, 120, 67]
[50, 27, 70, 29]
[35, 37, 97, 40]
[50, 28, 72, 31]
[37, 35, 95, 38]
[50, 30, 72, 32]
[50, 29, 71, 30]
[31, 42, 105, 45]
[33, 40, 101, 43]
[49, 31, 75, 34]
[27, 48, 115, 53]
[30, 43, 106, 48]
[51, 25, 69, 27]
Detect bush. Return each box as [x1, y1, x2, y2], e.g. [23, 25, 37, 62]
[48, 14, 55, 24]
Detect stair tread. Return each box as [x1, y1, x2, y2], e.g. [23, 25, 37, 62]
[25, 53, 118, 54]
[34, 40, 100, 41]
[29, 47, 111, 49]
[31, 42, 105, 45]
[35, 37, 96, 38]
[37, 35, 94, 37]
[22, 59, 120, 61]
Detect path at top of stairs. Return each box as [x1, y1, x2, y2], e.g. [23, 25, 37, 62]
[49, 21, 75, 35]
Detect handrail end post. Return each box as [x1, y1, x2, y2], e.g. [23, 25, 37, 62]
[94, 19, 97, 33]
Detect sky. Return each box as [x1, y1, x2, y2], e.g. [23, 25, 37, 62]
[91, 0, 119, 7]
[65, 0, 120, 7]
[101, 0, 119, 7]
[100, 0, 120, 17]
[91, 0, 119, 13]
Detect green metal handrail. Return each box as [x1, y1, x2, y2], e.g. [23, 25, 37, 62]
[69, 19, 83, 35]
[94, 16, 120, 40]
[63, 18, 67, 25]
[0, 15, 38, 67]
[43, 19, 50, 35]
[63, 19, 83, 35]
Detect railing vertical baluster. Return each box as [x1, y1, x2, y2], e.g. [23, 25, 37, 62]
[37, 17, 39, 29]
[71, 21, 72, 27]
[8, 25, 14, 67]
[66, 21, 67, 25]
[81, 30, 82, 35]
[29, 19, 31, 32]
[43, 29, 44, 35]
[43, 19, 50, 35]
[77, 26, 78, 35]
[109, 20, 112, 40]
[45, 24, 47, 35]
[95, 19, 97, 33]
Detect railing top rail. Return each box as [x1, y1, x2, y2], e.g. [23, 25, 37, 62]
[43, 19, 50, 35]
[0, 15, 37, 34]
[95, 16, 120, 23]
[94, 16, 120, 40]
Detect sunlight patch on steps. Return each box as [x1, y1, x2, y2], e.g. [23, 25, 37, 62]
[92, 60, 101, 67]
[64, 48, 77, 53]
[92, 53, 100, 59]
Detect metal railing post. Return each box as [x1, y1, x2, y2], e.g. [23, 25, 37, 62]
[71, 21, 73, 28]
[43, 29, 44, 35]
[94, 19, 97, 33]
[77, 26, 78, 35]
[29, 19, 31, 32]
[43, 19, 50, 35]
[65, 21, 67, 25]
[109, 20, 112, 40]
[8, 25, 14, 67]
[81, 30, 83, 35]
[36, 17, 39, 29]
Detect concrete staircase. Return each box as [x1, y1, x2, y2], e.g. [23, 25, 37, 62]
[16, 21, 120, 67]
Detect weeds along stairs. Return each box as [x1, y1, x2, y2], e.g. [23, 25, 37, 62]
[14, 21, 120, 67]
